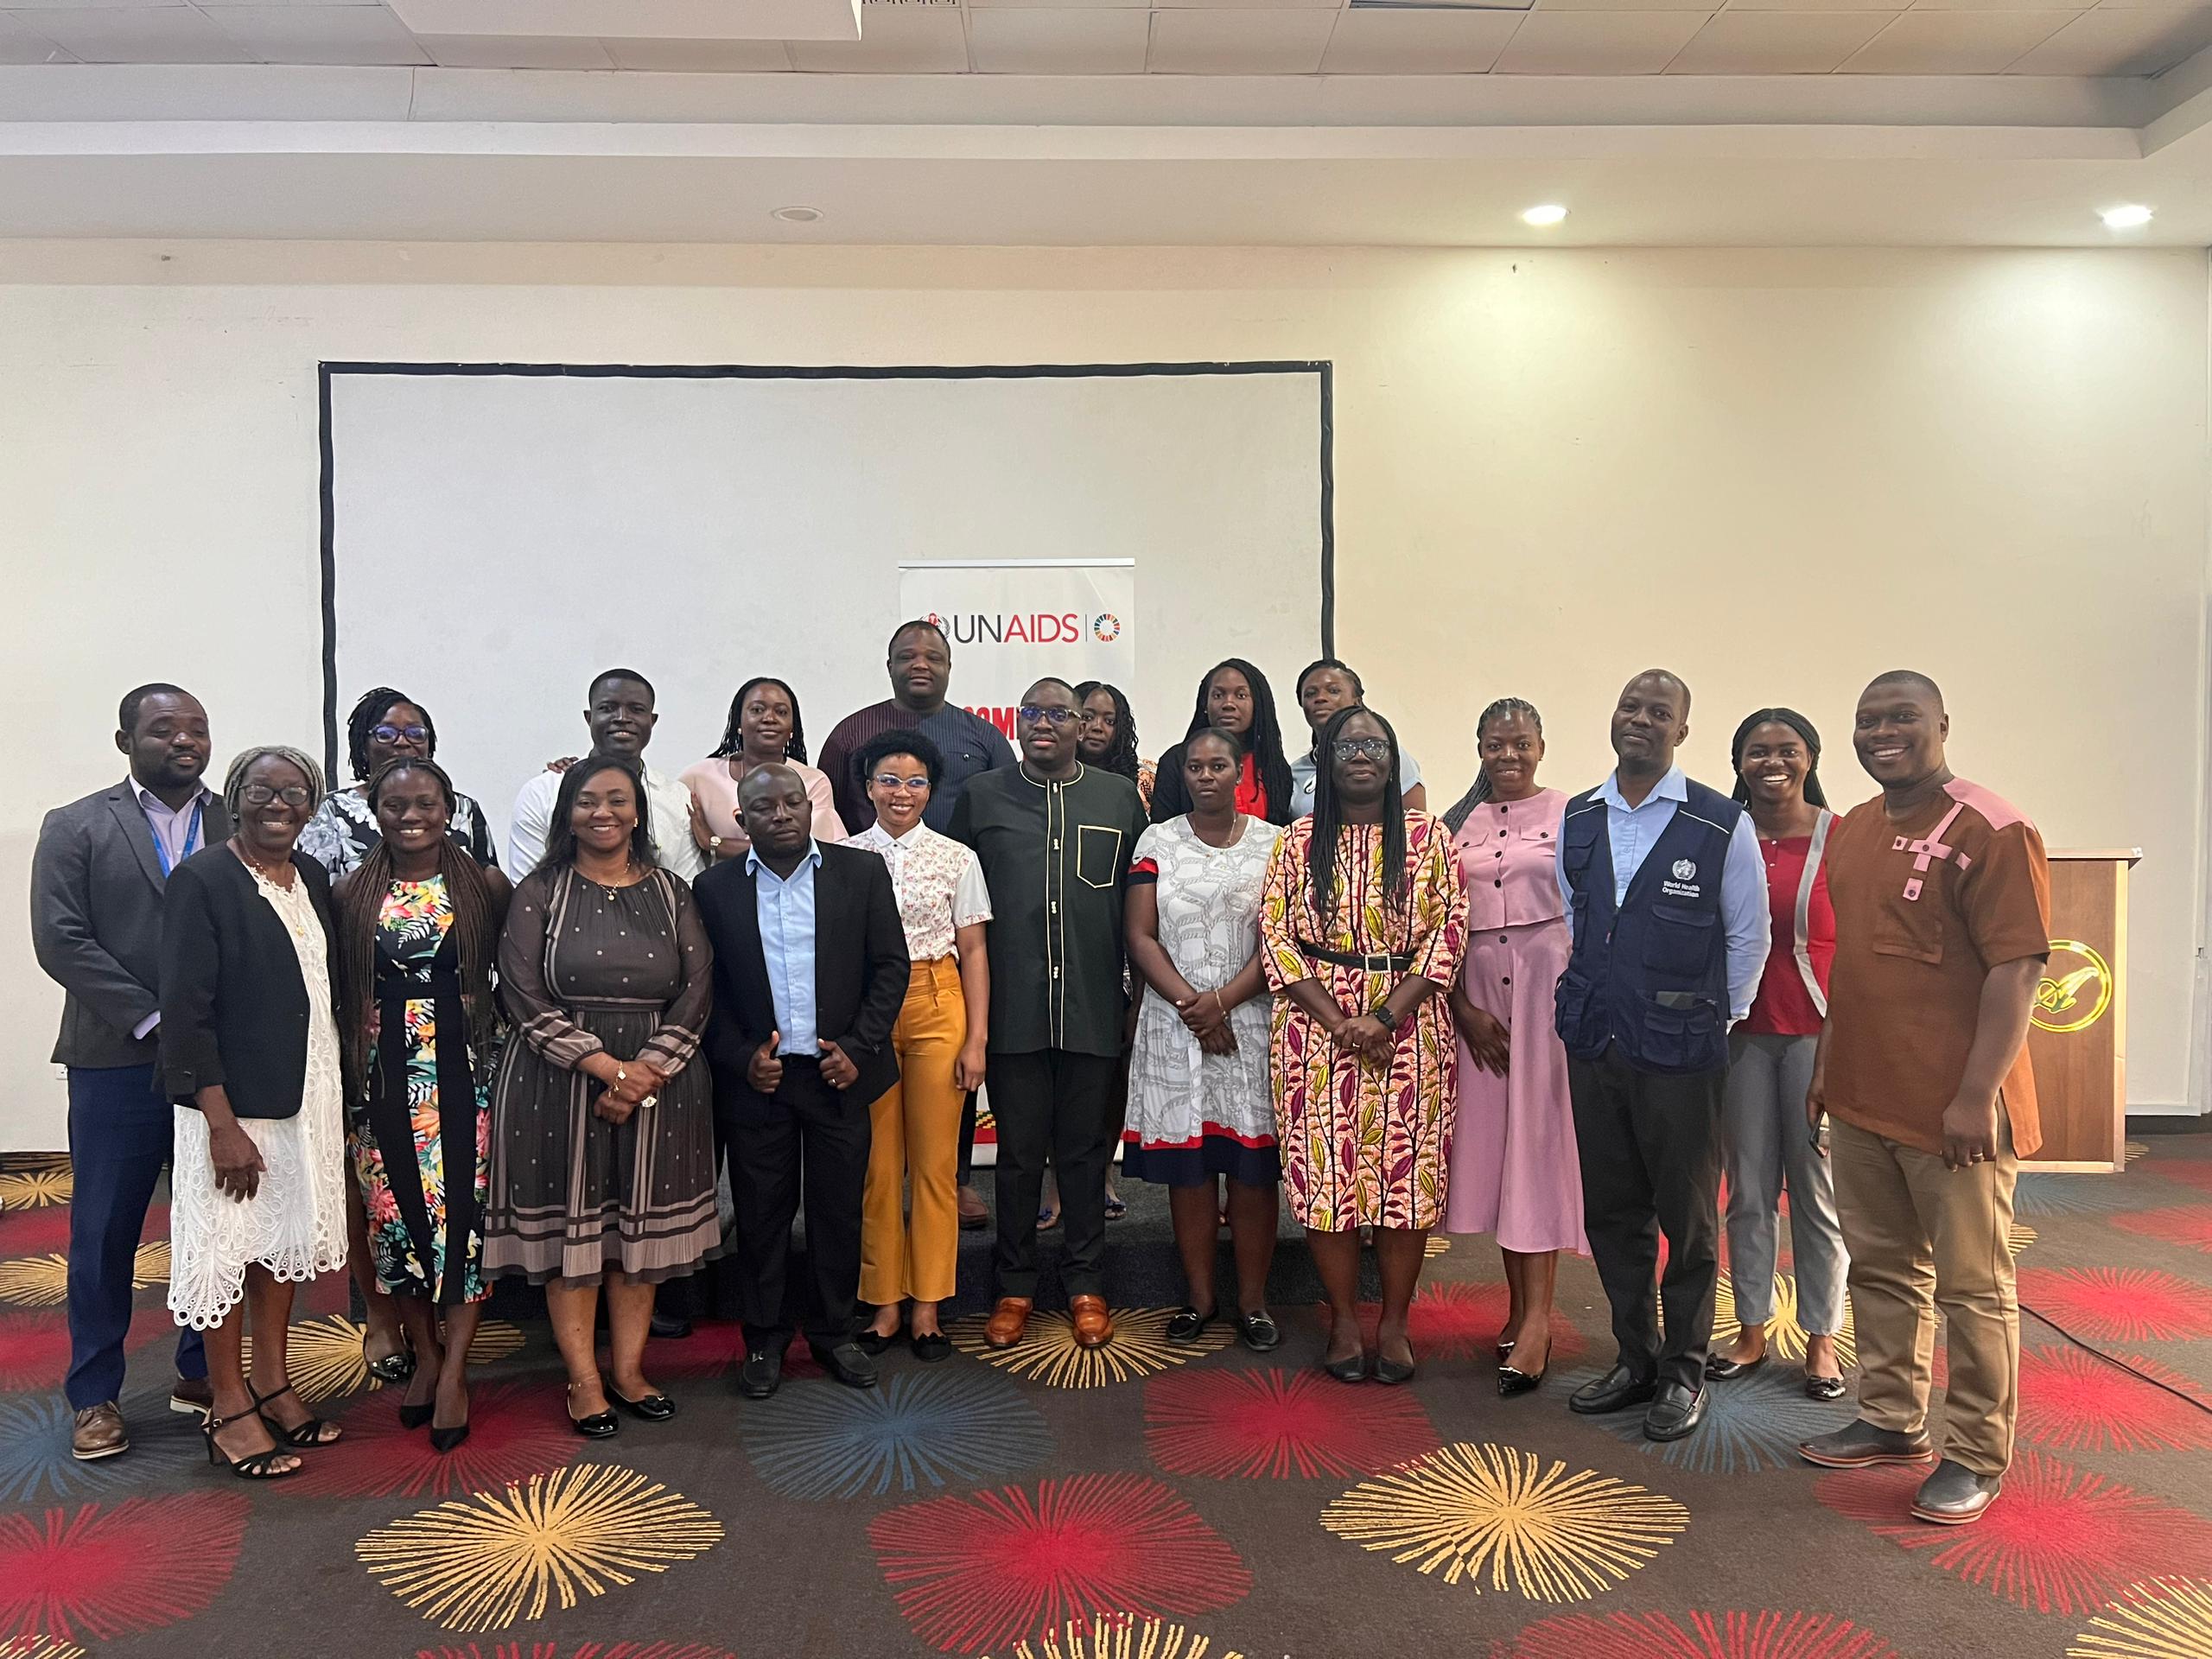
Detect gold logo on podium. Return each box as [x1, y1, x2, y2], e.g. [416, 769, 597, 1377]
[2032, 939, 2113, 1034]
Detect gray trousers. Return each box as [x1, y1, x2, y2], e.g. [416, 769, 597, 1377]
[1722, 1031, 1848, 1336]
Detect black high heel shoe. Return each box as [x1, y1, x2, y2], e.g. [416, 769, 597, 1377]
[429, 1421, 471, 1452]
[397, 1401, 434, 1429]
[202, 1410, 299, 1480]
[1498, 1343, 1548, 1397]
[1321, 1349, 1370, 1384]
[250, 1382, 342, 1447]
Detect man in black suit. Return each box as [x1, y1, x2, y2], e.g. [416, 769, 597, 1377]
[30, 683, 226, 1460]
[693, 763, 908, 1398]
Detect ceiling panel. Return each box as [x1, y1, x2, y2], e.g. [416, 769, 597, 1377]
[1666, 9, 1894, 67]
[969, 7, 1149, 68]
[1319, 10, 1525, 71]
[1493, 10, 1709, 69]
[8, 4, 252, 58]
[202, 3, 432, 61]
[2006, 3, 2212, 69]
[1840, 8, 2075, 69]
[601, 35, 795, 66]
[420, 30, 613, 65]
[0, 12, 72, 57]
[787, 4, 965, 67]
[1147, 8, 1337, 68]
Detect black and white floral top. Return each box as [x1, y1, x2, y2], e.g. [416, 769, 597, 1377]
[297, 785, 500, 879]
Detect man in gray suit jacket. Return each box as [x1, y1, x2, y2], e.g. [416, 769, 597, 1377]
[30, 683, 226, 1460]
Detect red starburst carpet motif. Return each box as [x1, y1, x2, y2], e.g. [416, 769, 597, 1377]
[1144, 1365, 1439, 1479]
[2016, 1268, 2212, 1342]
[2016, 1345, 2212, 1452]
[0, 1210, 76, 1259]
[1505, 1609, 1902, 1659]
[2112, 1205, 2212, 1255]
[0, 1309, 168, 1394]
[276, 1380, 585, 1499]
[0, 1493, 247, 1643]
[2149, 1157, 2212, 1195]
[868, 1471, 1252, 1653]
[1816, 1450, 2212, 1614]
[1338, 1284, 1584, 1365]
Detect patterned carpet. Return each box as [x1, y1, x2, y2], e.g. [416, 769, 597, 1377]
[1, 1135, 2209, 1659]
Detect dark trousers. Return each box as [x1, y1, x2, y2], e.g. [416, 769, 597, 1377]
[957, 1090, 978, 1186]
[720, 1056, 871, 1351]
[1567, 1043, 1725, 1394]
[988, 1048, 1119, 1300]
[66, 1064, 205, 1407]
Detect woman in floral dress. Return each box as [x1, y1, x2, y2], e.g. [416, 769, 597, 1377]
[1261, 707, 1466, 1385]
[334, 760, 510, 1452]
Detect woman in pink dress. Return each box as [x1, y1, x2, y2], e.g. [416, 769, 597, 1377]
[1440, 697, 1583, 1397]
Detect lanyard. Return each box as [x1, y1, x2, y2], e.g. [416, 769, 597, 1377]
[152, 799, 203, 879]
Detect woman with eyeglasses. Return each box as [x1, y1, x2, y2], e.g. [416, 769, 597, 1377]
[1148, 658, 1295, 826]
[161, 747, 350, 1478]
[683, 677, 847, 862]
[1260, 707, 1467, 1384]
[298, 686, 499, 1386]
[333, 760, 512, 1451]
[848, 729, 993, 1360]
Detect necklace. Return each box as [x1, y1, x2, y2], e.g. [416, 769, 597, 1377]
[577, 855, 638, 898]
[232, 839, 293, 885]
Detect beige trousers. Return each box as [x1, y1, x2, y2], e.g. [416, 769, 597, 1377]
[1828, 1113, 2020, 1478]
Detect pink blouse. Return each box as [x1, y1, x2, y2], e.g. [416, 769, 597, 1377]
[1451, 787, 1567, 932]
[680, 757, 847, 849]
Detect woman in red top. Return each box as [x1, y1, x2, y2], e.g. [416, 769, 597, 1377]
[1707, 708, 1850, 1401]
[1147, 659, 1295, 827]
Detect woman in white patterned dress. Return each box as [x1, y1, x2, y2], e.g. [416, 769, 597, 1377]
[1123, 727, 1285, 1352]
[162, 747, 350, 1479]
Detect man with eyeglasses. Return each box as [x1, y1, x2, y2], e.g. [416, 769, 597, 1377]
[32, 683, 223, 1459]
[950, 678, 1150, 1351]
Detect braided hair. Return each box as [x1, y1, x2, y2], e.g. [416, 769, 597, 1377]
[1308, 705, 1408, 926]
[334, 758, 501, 1096]
[1183, 658, 1294, 824]
[1442, 697, 1545, 834]
[1072, 680, 1141, 782]
[1729, 707, 1829, 809]
[344, 687, 437, 783]
[710, 677, 810, 766]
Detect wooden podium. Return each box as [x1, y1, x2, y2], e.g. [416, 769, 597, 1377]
[2021, 849, 2138, 1173]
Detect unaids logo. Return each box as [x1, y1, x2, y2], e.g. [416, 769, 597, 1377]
[1092, 613, 1122, 644]
[1672, 859, 1697, 881]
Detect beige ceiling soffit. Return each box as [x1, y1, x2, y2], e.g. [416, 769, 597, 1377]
[2141, 40, 2212, 154]
[0, 118, 2144, 164]
[385, 0, 862, 42]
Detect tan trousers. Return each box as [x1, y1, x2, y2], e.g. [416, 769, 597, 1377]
[860, 956, 969, 1306]
[1829, 1113, 2020, 1478]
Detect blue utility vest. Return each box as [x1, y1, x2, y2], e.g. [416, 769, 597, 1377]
[1553, 778, 1742, 1075]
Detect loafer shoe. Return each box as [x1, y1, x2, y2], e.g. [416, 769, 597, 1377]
[984, 1297, 1033, 1350]
[811, 1341, 880, 1390]
[1069, 1294, 1115, 1350]
[738, 1348, 785, 1401]
[1643, 1381, 1706, 1441]
[649, 1311, 692, 1341]
[72, 1402, 128, 1461]
[1911, 1459, 2002, 1526]
[1568, 1363, 1658, 1415]
[169, 1375, 214, 1416]
[1798, 1419, 1936, 1469]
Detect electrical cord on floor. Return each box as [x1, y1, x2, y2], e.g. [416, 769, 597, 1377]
[2016, 1298, 2212, 1417]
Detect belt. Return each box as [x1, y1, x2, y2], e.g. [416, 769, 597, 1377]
[1296, 940, 1414, 973]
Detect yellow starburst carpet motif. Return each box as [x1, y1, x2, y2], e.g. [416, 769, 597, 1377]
[1711, 1271, 1858, 1369]
[949, 1307, 1231, 1389]
[2070, 1576, 2212, 1659]
[1320, 1442, 1688, 1602]
[245, 1313, 525, 1402]
[0, 1160, 73, 1210]
[982, 1617, 1247, 1658]
[0, 1243, 166, 1307]
[356, 1461, 723, 1630]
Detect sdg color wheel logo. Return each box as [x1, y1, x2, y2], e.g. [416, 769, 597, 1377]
[1092, 613, 1122, 644]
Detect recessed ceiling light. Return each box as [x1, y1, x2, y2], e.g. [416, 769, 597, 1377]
[2099, 204, 2153, 231]
[1521, 204, 1568, 228]
[771, 205, 824, 224]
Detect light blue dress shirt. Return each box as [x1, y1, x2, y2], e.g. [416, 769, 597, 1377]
[1555, 766, 1772, 1022]
[749, 841, 823, 1057]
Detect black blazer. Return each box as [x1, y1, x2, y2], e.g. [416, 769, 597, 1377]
[31, 780, 232, 1069]
[692, 842, 909, 1111]
[160, 845, 337, 1118]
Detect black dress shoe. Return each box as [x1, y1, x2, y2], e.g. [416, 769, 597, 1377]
[810, 1341, 880, 1390]
[1643, 1381, 1707, 1441]
[738, 1349, 784, 1401]
[566, 1387, 620, 1439]
[910, 1332, 953, 1364]
[607, 1386, 677, 1422]
[1166, 1306, 1216, 1344]
[1704, 1351, 1767, 1381]
[1372, 1352, 1416, 1386]
[855, 1327, 899, 1358]
[1321, 1351, 1369, 1384]
[1911, 1459, 2003, 1526]
[650, 1312, 693, 1341]
[1568, 1363, 1658, 1415]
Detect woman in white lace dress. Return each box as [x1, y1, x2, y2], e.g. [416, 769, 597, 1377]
[162, 746, 350, 1479]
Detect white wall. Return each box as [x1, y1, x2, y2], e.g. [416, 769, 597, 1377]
[4, 241, 2204, 1148]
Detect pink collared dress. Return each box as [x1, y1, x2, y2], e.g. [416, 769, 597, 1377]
[1443, 787, 1586, 1253]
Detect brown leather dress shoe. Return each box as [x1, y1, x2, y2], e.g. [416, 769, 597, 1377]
[1070, 1294, 1115, 1349]
[170, 1375, 214, 1415]
[984, 1297, 1033, 1349]
[72, 1402, 129, 1461]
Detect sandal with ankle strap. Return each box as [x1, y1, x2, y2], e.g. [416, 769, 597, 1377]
[202, 1410, 300, 1479]
[251, 1382, 342, 1447]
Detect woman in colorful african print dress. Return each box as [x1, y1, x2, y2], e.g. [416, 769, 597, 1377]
[334, 760, 510, 1452]
[1261, 706, 1466, 1386]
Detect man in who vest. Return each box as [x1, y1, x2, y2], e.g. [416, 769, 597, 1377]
[1555, 670, 1770, 1441]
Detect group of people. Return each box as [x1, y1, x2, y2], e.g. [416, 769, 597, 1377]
[31, 625, 2049, 1530]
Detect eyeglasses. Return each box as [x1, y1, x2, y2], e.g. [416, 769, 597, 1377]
[241, 784, 312, 807]
[1018, 704, 1079, 728]
[372, 723, 429, 746]
[1332, 738, 1392, 762]
[871, 774, 931, 793]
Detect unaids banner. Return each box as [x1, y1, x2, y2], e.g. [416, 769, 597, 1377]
[897, 559, 1136, 738]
